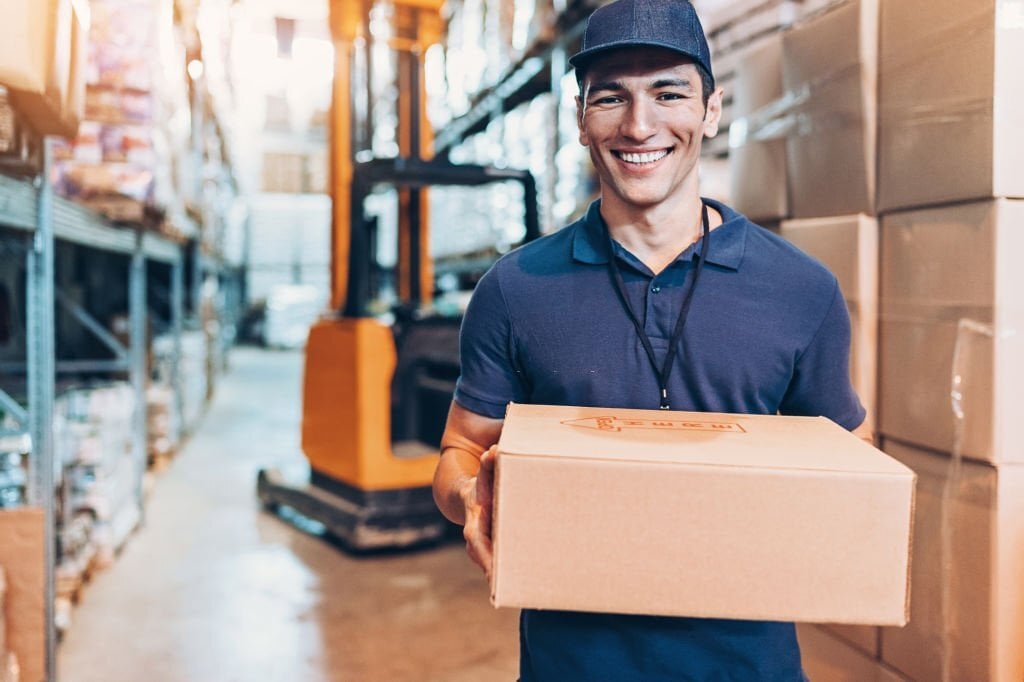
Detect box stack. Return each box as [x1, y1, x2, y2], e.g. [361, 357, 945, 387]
[776, 0, 880, 437]
[153, 331, 207, 435]
[145, 382, 176, 469]
[0, 566, 7, 677]
[0, 565, 19, 682]
[51, 0, 196, 240]
[0, 0, 87, 139]
[872, 1, 1024, 679]
[53, 0, 160, 218]
[0, 509, 43, 682]
[734, 0, 885, 673]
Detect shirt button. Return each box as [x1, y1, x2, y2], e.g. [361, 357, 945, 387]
[651, 286, 661, 294]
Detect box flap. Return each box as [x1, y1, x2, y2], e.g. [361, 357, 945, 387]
[500, 404, 910, 476]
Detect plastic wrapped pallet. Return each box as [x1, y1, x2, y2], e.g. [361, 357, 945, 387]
[52, 0, 160, 212]
[781, 0, 877, 218]
[878, 199, 1024, 464]
[880, 440, 1024, 682]
[878, 0, 1024, 212]
[0, 432, 29, 510]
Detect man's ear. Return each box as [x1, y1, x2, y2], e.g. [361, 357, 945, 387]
[702, 86, 725, 139]
[576, 95, 590, 147]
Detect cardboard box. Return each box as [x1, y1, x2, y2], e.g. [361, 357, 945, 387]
[781, 0, 877, 218]
[729, 34, 789, 223]
[780, 214, 878, 425]
[0, 565, 6, 656]
[0, 508, 45, 682]
[880, 440, 1024, 682]
[1, 0, 84, 137]
[878, 199, 1024, 464]
[878, 0, 1024, 212]
[798, 624, 905, 681]
[490, 404, 915, 624]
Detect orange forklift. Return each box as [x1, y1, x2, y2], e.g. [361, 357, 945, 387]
[257, 0, 540, 549]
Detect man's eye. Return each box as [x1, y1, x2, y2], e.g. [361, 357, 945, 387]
[658, 92, 684, 101]
[590, 96, 622, 105]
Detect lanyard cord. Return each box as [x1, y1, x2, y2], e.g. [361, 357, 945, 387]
[605, 202, 710, 410]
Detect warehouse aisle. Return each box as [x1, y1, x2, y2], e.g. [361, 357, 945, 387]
[57, 347, 519, 682]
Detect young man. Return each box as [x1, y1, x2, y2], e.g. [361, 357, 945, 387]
[434, 0, 870, 678]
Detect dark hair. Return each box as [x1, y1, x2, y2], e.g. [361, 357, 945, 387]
[575, 59, 715, 109]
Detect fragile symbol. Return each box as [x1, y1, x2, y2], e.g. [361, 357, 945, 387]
[562, 416, 746, 433]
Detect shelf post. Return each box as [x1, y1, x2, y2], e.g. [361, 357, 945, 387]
[26, 137, 57, 682]
[171, 250, 185, 443]
[130, 232, 147, 515]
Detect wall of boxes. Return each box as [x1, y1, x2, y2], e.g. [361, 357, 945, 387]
[436, 0, 1023, 679]
[718, 0, 1024, 679]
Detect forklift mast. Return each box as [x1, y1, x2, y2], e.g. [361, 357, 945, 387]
[257, 0, 541, 550]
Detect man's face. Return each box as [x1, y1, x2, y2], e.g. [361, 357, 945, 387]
[576, 48, 722, 214]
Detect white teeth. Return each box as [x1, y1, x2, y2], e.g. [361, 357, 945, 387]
[618, 150, 669, 164]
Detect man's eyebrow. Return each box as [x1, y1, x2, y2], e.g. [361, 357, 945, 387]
[586, 80, 625, 95]
[651, 77, 695, 90]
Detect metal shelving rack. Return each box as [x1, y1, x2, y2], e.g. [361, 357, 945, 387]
[0, 143, 186, 679]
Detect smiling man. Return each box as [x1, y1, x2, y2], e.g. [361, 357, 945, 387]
[432, 0, 869, 679]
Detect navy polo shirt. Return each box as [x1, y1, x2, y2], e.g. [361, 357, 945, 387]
[454, 198, 866, 681]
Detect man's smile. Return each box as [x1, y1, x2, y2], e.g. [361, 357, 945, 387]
[613, 149, 672, 165]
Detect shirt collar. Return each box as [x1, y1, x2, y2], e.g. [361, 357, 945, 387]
[571, 198, 748, 271]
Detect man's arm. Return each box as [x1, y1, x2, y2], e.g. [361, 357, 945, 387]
[433, 401, 505, 577]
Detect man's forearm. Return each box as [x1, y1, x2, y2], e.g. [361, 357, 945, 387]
[433, 447, 482, 525]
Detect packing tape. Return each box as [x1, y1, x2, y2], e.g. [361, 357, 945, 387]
[878, 303, 1000, 327]
[880, 95, 991, 129]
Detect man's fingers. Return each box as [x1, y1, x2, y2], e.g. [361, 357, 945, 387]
[476, 446, 496, 507]
[463, 510, 493, 575]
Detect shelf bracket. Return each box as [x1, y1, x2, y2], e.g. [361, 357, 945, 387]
[55, 287, 129, 361]
[0, 387, 28, 427]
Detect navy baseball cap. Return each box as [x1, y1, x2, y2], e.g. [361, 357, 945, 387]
[570, 0, 714, 86]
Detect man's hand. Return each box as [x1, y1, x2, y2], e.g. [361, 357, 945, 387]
[460, 446, 496, 578]
[433, 401, 505, 579]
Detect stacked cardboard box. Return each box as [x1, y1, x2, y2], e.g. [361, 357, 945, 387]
[780, 215, 878, 424]
[876, 440, 1024, 682]
[0, 0, 87, 138]
[728, 33, 787, 222]
[0, 509, 43, 682]
[872, 2, 1024, 679]
[724, 0, 878, 220]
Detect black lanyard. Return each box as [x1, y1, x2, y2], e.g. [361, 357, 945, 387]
[605, 203, 710, 410]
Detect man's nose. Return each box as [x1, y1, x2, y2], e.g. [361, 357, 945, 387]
[620, 98, 657, 140]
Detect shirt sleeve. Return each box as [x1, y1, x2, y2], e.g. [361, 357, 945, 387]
[778, 280, 867, 431]
[453, 265, 528, 418]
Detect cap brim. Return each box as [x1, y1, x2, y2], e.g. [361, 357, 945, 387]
[569, 40, 713, 84]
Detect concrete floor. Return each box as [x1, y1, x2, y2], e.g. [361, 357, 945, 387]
[57, 347, 519, 682]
